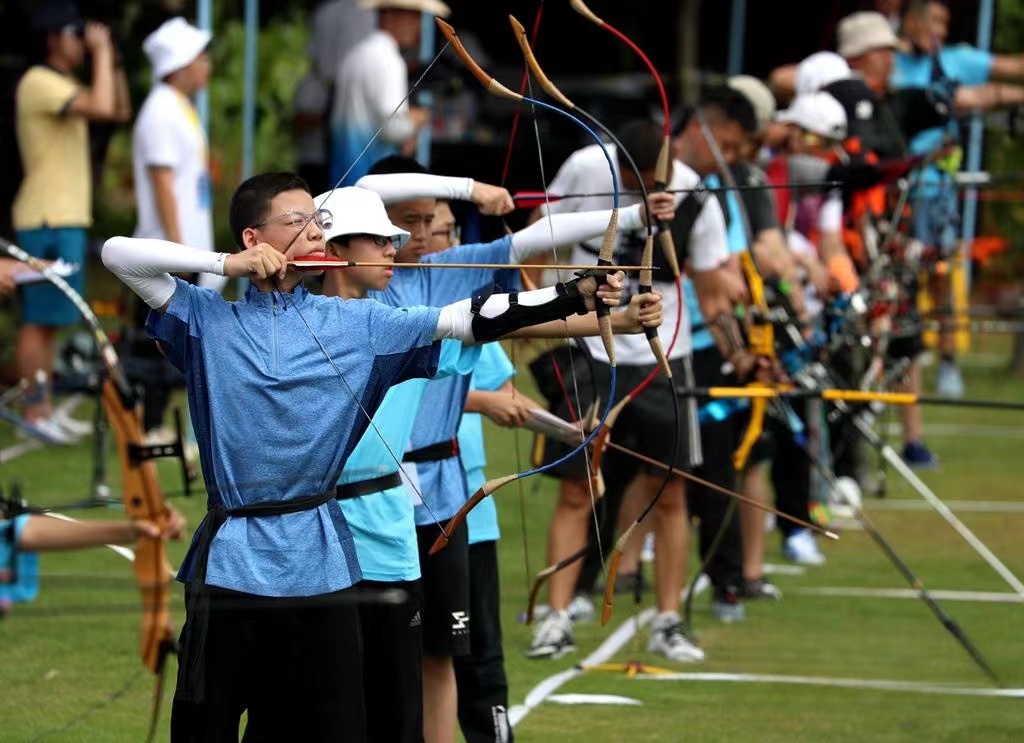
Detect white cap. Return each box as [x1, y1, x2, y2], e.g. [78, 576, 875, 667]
[727, 75, 776, 134]
[317, 187, 411, 248]
[143, 18, 211, 80]
[777, 92, 848, 141]
[360, 0, 451, 17]
[837, 11, 900, 59]
[795, 51, 851, 95]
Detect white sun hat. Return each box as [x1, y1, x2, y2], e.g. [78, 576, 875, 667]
[143, 18, 212, 81]
[776, 92, 848, 141]
[795, 51, 851, 95]
[317, 187, 411, 248]
[837, 11, 900, 59]
[359, 0, 451, 17]
[727, 75, 776, 134]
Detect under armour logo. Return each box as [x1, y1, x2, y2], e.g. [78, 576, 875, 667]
[451, 610, 469, 631]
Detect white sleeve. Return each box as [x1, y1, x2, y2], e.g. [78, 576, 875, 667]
[354, 173, 475, 204]
[688, 196, 730, 272]
[510, 204, 644, 262]
[102, 237, 227, 309]
[135, 106, 178, 168]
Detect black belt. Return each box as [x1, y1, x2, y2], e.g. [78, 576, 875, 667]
[403, 438, 460, 463]
[336, 471, 402, 499]
[178, 487, 348, 703]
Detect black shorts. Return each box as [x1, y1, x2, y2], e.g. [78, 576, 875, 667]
[417, 522, 471, 657]
[531, 347, 701, 478]
[360, 580, 424, 743]
[171, 584, 365, 742]
[454, 540, 513, 743]
[886, 331, 925, 362]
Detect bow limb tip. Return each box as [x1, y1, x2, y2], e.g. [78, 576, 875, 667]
[569, 0, 604, 25]
[436, 19, 521, 102]
[509, 15, 575, 109]
[600, 522, 640, 626]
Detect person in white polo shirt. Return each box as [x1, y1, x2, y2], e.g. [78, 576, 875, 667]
[133, 17, 219, 291]
[329, 0, 448, 186]
[131, 18, 217, 441]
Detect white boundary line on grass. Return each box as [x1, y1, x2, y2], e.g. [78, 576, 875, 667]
[868, 500, 1024, 513]
[508, 607, 657, 728]
[634, 672, 1024, 698]
[791, 586, 1024, 603]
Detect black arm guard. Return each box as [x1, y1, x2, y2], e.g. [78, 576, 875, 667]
[470, 278, 591, 343]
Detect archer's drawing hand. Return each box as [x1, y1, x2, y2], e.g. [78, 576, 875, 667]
[225, 244, 288, 280]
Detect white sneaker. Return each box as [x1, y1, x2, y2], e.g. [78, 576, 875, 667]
[526, 610, 575, 660]
[568, 593, 595, 623]
[19, 416, 80, 446]
[783, 529, 827, 566]
[647, 612, 704, 662]
[52, 408, 93, 437]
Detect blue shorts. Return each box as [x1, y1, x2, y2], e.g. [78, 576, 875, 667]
[16, 226, 86, 326]
[911, 190, 959, 257]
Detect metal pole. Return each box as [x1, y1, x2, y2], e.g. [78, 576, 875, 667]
[242, 0, 259, 180]
[415, 12, 435, 167]
[726, 0, 747, 76]
[960, 0, 996, 287]
[196, 0, 212, 133]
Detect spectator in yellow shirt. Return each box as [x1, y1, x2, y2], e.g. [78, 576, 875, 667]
[12, 0, 130, 443]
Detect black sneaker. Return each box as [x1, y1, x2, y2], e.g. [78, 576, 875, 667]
[741, 576, 783, 601]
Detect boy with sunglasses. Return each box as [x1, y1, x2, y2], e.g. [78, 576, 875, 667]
[100, 171, 628, 742]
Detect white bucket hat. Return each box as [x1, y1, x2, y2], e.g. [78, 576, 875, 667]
[795, 51, 851, 95]
[317, 187, 411, 249]
[837, 11, 900, 59]
[777, 92, 848, 141]
[359, 0, 451, 17]
[143, 18, 211, 80]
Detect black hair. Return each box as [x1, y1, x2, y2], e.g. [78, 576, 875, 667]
[699, 86, 758, 135]
[906, 0, 949, 15]
[615, 120, 663, 173]
[228, 172, 310, 248]
[367, 155, 429, 176]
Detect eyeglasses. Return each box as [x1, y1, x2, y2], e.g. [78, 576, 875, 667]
[254, 208, 333, 231]
[354, 234, 394, 247]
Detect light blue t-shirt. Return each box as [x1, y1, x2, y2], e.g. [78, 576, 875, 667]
[369, 236, 520, 525]
[687, 177, 747, 351]
[459, 342, 516, 545]
[148, 279, 441, 597]
[891, 45, 993, 193]
[339, 340, 481, 582]
[0, 515, 38, 605]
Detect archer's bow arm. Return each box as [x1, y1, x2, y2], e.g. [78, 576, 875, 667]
[103, 237, 228, 313]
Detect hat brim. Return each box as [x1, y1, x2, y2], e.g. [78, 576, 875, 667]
[360, 0, 451, 18]
[152, 30, 212, 80]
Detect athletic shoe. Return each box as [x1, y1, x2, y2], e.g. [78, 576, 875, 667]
[741, 576, 783, 601]
[710, 587, 746, 623]
[52, 408, 93, 437]
[17, 416, 80, 446]
[526, 610, 575, 660]
[568, 593, 596, 623]
[783, 529, 826, 566]
[647, 612, 704, 662]
[902, 441, 939, 469]
[936, 360, 965, 398]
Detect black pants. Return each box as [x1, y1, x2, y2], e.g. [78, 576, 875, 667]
[687, 416, 744, 591]
[170, 585, 365, 743]
[769, 401, 814, 539]
[360, 580, 424, 743]
[687, 347, 744, 591]
[454, 540, 513, 743]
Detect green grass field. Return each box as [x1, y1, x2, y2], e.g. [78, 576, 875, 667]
[1, 339, 1022, 742]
